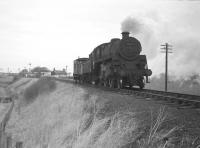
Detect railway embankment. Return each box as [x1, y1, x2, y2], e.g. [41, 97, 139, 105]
[1, 77, 200, 148]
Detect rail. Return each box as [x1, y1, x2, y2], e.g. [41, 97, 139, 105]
[55, 77, 200, 108]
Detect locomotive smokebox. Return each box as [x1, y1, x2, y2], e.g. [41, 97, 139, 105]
[121, 32, 130, 39]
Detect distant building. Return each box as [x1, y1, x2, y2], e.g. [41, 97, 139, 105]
[31, 66, 51, 78]
[51, 68, 67, 78]
[19, 69, 29, 77]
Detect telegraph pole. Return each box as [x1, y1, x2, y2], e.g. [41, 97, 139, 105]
[161, 43, 172, 92]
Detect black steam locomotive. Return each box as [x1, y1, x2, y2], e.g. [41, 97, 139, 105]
[73, 32, 152, 89]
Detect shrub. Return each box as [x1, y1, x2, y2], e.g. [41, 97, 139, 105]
[23, 77, 56, 104]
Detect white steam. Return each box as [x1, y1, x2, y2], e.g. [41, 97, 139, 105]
[121, 12, 200, 77]
[121, 16, 160, 59]
[121, 17, 143, 34]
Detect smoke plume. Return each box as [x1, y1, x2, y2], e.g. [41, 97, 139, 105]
[121, 11, 200, 78]
[121, 17, 143, 34]
[121, 16, 160, 59]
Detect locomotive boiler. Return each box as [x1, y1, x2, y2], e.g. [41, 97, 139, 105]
[73, 32, 152, 89]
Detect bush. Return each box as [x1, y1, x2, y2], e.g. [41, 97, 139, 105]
[23, 77, 56, 104]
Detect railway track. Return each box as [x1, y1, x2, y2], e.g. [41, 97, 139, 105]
[56, 77, 200, 109]
[117, 88, 200, 108]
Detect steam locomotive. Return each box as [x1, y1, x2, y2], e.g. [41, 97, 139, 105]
[73, 32, 152, 89]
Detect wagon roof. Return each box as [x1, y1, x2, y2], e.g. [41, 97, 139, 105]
[74, 57, 89, 61]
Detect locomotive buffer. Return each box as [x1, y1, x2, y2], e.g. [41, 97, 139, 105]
[161, 43, 173, 92]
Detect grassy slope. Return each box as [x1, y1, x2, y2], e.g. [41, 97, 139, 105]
[7, 78, 87, 148]
[77, 86, 200, 148]
[5, 79, 200, 148]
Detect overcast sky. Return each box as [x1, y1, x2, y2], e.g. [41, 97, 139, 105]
[0, 0, 200, 77]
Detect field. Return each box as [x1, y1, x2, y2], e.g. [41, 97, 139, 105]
[0, 75, 15, 87]
[1, 77, 199, 148]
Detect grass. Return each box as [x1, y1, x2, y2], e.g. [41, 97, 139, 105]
[10, 75, 20, 84]
[7, 81, 200, 148]
[23, 77, 56, 104]
[137, 107, 178, 148]
[0, 76, 15, 87]
[74, 104, 199, 148]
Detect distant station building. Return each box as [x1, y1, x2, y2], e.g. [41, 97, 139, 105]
[51, 68, 67, 78]
[31, 67, 51, 77]
[18, 69, 29, 77]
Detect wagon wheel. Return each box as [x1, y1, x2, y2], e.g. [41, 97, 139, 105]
[95, 79, 100, 85]
[108, 79, 111, 88]
[99, 79, 103, 86]
[139, 83, 144, 89]
[108, 78, 113, 88]
[109, 79, 114, 88]
[104, 79, 109, 87]
[117, 78, 122, 89]
[101, 79, 107, 87]
[111, 79, 115, 88]
[138, 78, 145, 89]
[113, 79, 120, 88]
[121, 79, 126, 88]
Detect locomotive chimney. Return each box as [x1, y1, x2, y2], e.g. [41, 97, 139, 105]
[121, 32, 130, 39]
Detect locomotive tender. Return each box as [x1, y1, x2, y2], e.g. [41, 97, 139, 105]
[73, 32, 152, 89]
